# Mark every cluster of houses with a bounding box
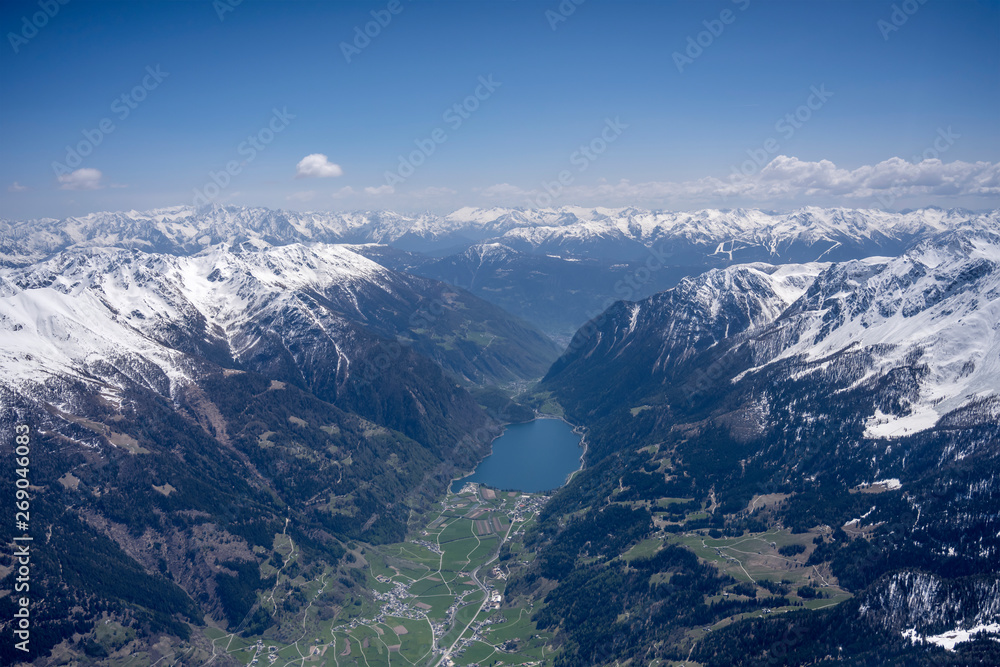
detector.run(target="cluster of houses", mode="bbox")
[439,604,510,663]
[509,494,547,524]
[246,639,279,665]
[324,487,556,665]
[409,537,443,554]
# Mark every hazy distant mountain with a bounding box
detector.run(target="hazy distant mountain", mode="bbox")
[4,205,996,265]
[4,205,996,342]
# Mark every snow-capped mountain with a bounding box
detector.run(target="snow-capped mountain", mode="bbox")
[543,225,1000,586]
[551,261,826,374]
[736,229,1000,439]
[1,243,385,393]
[537,226,1000,665]
[4,204,996,342]
[3,204,997,266]
[0,239,560,651]
[548,227,1000,440]
[0,242,558,402]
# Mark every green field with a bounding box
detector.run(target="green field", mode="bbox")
[347,486,557,665]
[198,484,558,666]
[668,528,854,617]
[194,483,858,667]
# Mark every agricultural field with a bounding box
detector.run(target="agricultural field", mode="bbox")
[331,483,557,666]
[668,528,853,618]
[206,483,558,666]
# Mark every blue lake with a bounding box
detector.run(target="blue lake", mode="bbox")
[451,418,583,493]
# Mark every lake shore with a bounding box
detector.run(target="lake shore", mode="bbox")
[449,415,585,493]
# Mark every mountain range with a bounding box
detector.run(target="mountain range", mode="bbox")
[536,225,1000,664]
[1,204,998,665]
[0,234,554,663]
[5,204,997,342]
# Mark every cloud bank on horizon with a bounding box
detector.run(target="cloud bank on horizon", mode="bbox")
[474,155,1000,209]
[11,153,1000,218]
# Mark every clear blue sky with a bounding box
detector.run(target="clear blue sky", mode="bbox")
[1,0,998,219]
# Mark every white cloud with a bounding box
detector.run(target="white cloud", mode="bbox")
[502,157,1000,208]
[286,190,317,202]
[364,185,394,196]
[412,186,457,198]
[57,168,104,191]
[295,154,343,178]
[7,181,27,193]
[330,186,356,199]
[720,156,1000,201]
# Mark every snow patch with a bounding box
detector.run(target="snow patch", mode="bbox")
[902,623,1000,651]
[865,405,941,439]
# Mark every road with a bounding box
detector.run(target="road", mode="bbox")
[431,505,521,667]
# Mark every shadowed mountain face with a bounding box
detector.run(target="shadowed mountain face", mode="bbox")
[0,240,557,662]
[529,228,1000,665]
[1,205,998,665]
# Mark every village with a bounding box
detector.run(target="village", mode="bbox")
[326,483,553,666]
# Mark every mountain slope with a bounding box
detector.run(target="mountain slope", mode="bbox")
[526,227,1000,665]
[0,241,555,663]
[352,241,698,341]
[544,261,827,415]
[1,242,558,393]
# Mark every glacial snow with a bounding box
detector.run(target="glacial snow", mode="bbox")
[0,243,393,396]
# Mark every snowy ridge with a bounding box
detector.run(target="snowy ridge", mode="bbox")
[547,224,999,450]
[0,243,396,399]
[736,228,1000,438]
[545,259,828,393]
[616,261,827,372]
[3,204,997,265]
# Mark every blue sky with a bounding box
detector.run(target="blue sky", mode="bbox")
[1,0,998,219]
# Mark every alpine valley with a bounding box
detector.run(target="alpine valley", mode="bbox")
[1,205,998,666]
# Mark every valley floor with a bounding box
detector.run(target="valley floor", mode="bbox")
[203,484,556,667]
